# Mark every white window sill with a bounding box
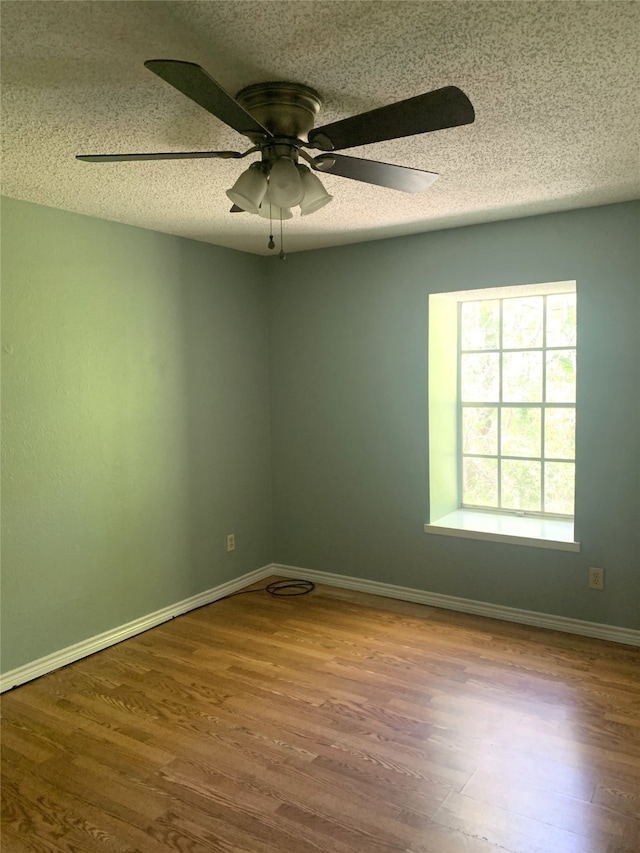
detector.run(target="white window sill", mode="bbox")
[425,510,580,552]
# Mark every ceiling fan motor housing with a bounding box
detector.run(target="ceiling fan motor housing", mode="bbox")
[235,82,322,141]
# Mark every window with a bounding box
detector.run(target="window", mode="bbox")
[460,292,576,516]
[427,282,579,551]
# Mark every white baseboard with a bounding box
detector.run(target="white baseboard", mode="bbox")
[271,563,640,647]
[3,562,637,692]
[0,566,273,692]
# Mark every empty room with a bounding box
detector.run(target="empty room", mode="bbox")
[1,2,639,852]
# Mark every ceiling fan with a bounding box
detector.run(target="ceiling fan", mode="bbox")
[77,60,475,252]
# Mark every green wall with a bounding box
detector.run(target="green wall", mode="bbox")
[268,202,640,629]
[1,197,272,672]
[2,198,638,678]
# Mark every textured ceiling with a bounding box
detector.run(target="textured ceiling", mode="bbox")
[2,1,639,255]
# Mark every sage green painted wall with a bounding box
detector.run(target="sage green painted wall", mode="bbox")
[1,197,272,673]
[2,197,638,678]
[268,202,640,629]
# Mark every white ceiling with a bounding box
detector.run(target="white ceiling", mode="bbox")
[2,1,639,255]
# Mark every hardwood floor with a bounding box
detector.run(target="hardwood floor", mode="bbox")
[2,578,639,852]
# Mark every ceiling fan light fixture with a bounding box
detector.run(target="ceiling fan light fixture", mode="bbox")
[266,156,304,208]
[225,162,268,213]
[298,165,333,215]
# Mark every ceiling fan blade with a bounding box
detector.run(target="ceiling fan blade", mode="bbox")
[308,86,474,151]
[314,154,438,193]
[144,59,271,141]
[76,150,244,163]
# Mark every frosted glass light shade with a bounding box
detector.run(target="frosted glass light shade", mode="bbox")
[226,163,267,213]
[258,203,293,221]
[299,167,333,215]
[266,157,304,208]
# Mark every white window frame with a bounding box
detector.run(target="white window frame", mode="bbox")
[426,281,580,552]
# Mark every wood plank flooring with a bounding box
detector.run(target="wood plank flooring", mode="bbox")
[2,578,639,852]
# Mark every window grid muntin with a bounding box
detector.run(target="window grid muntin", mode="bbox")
[459,294,576,518]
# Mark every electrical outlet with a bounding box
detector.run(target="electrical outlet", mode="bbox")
[226,534,235,552]
[588,567,604,590]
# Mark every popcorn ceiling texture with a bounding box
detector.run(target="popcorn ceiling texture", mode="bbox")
[1,1,638,254]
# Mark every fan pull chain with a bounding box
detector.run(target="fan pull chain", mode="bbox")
[279,211,286,260]
[267,203,275,250]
